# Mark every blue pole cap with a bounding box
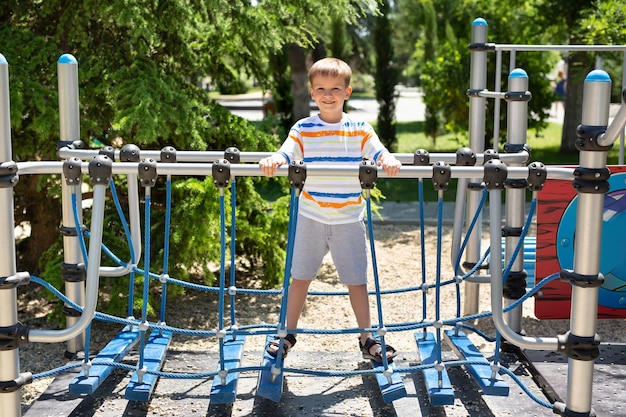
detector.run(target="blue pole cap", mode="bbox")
[509,68,528,79]
[58,54,78,64]
[473,18,488,27]
[0,53,7,65]
[585,69,611,83]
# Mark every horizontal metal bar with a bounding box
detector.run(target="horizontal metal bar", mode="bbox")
[17,161,575,181]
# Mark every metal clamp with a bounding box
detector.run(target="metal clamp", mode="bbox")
[572,167,610,194]
[432,161,451,191]
[99,145,116,161]
[504,90,532,102]
[288,160,306,190]
[527,161,548,191]
[63,157,83,186]
[160,146,177,163]
[212,159,231,188]
[483,159,507,190]
[557,331,601,362]
[224,147,241,164]
[0,373,33,393]
[560,269,605,289]
[359,160,377,190]
[468,42,496,51]
[576,124,612,152]
[0,323,29,351]
[483,149,499,164]
[0,161,18,188]
[456,147,476,166]
[0,272,30,289]
[139,158,158,187]
[413,149,430,166]
[553,402,597,417]
[88,155,113,185]
[119,144,141,162]
[61,262,86,283]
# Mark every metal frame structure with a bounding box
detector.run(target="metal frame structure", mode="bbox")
[1,16,626,416]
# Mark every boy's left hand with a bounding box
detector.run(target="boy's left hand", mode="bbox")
[377,152,401,177]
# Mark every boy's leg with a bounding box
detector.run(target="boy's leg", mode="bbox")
[348,284,372,344]
[286,278,313,335]
[348,284,396,360]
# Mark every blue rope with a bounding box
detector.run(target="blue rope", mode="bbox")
[108,179,137,318]
[273,188,300,370]
[160,176,173,324]
[418,180,428,332]
[137,191,153,370]
[218,189,227,371]
[229,178,237,327]
[365,193,391,369]
[435,195,444,365]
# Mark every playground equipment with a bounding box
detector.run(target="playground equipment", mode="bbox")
[1,17,626,417]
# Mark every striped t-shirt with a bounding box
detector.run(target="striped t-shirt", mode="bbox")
[277,113,388,224]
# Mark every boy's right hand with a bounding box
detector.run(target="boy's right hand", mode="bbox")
[259,153,287,177]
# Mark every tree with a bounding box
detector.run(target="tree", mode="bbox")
[373,0,398,150]
[403,0,560,149]
[0,0,378,316]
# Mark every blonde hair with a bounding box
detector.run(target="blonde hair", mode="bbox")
[308,58,352,87]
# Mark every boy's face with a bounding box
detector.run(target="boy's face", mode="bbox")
[309,74,352,118]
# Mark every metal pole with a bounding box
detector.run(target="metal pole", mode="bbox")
[463,18,488,316]
[0,53,21,417]
[561,69,611,416]
[57,54,85,357]
[503,69,529,333]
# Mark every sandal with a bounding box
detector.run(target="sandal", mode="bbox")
[359,337,398,364]
[266,334,297,359]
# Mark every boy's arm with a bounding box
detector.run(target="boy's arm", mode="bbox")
[259,153,288,177]
[377,151,401,177]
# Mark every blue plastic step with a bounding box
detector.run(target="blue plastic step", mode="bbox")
[256,335,284,402]
[124,330,173,401]
[414,331,455,406]
[370,359,407,403]
[69,325,140,394]
[444,329,509,396]
[210,335,246,404]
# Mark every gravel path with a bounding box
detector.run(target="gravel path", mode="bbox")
[16,223,626,416]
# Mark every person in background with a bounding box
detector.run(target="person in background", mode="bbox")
[553,69,567,118]
[259,57,401,363]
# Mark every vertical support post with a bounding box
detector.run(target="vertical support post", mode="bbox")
[464,18,488,315]
[559,70,611,416]
[503,69,530,334]
[0,53,21,417]
[57,54,85,357]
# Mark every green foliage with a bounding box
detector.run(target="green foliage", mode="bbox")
[373,0,398,150]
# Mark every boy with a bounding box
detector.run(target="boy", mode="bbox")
[259,57,401,363]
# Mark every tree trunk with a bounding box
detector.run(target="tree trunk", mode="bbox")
[289,44,310,121]
[15,175,61,275]
[560,51,595,154]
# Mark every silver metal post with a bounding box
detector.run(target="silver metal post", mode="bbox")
[503,69,530,333]
[464,18,488,316]
[563,69,611,415]
[57,54,85,356]
[0,53,21,417]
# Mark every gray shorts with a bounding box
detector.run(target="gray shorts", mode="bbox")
[291,214,368,285]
